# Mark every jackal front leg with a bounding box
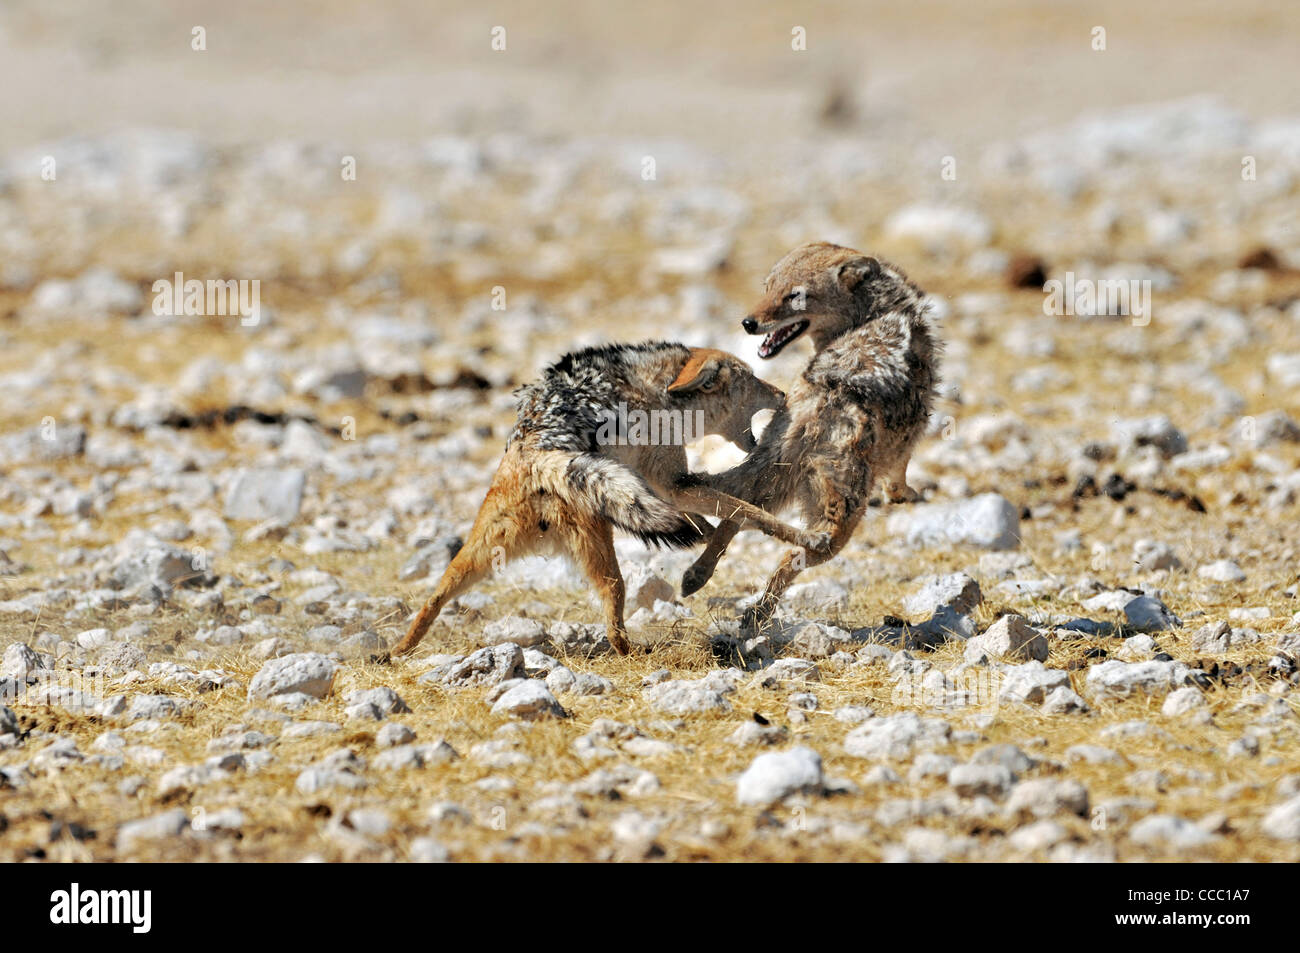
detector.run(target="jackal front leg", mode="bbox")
[669,485,831,555]
[681,518,741,597]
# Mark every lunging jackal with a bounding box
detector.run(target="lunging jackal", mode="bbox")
[391,341,830,657]
[676,242,940,626]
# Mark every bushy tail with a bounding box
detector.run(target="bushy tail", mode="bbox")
[534,451,708,548]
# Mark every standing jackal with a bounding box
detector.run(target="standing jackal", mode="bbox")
[676,242,940,626]
[391,341,830,657]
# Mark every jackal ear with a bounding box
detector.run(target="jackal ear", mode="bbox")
[668,354,720,395]
[835,256,881,291]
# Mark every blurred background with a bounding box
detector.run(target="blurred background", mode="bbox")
[4,0,1299,150]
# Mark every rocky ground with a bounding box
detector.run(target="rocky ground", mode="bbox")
[3,13,1300,860]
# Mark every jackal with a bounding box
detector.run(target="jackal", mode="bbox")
[676,242,940,625]
[391,341,830,657]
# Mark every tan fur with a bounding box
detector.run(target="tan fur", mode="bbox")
[677,242,939,627]
[391,344,828,658]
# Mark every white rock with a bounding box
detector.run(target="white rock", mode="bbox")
[948,763,1013,798]
[344,687,410,715]
[964,614,1048,663]
[1086,659,1190,700]
[1129,814,1214,848]
[888,493,1021,551]
[1191,620,1260,653]
[884,204,993,247]
[624,569,675,612]
[1197,560,1246,583]
[420,644,525,687]
[376,723,416,748]
[1006,778,1089,818]
[1009,820,1068,851]
[1064,744,1124,765]
[108,535,198,593]
[482,616,548,647]
[843,713,951,761]
[1261,797,1300,841]
[117,809,190,852]
[643,678,733,714]
[409,837,450,862]
[224,468,306,523]
[997,661,1070,704]
[1162,686,1209,718]
[1111,415,1188,458]
[1116,634,1158,660]
[1133,539,1182,571]
[247,653,338,701]
[736,746,824,806]
[904,573,983,618]
[1,643,47,680]
[1040,686,1092,712]
[490,681,566,720]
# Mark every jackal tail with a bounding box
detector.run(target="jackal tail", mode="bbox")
[534,451,708,548]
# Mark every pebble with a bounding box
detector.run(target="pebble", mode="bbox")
[735,746,824,806]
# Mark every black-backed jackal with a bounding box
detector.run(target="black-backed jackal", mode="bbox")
[676,243,940,626]
[391,341,830,657]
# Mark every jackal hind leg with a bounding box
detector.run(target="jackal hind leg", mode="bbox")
[741,486,865,631]
[670,485,830,554]
[571,516,631,656]
[392,484,527,657]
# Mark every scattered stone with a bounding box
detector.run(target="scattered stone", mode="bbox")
[1132,539,1182,572]
[964,614,1048,663]
[643,677,734,714]
[948,763,1013,798]
[904,572,983,618]
[997,661,1070,704]
[1041,686,1090,714]
[1086,659,1191,700]
[490,681,567,720]
[1191,620,1261,654]
[1129,814,1214,848]
[1197,560,1246,583]
[728,720,790,747]
[420,644,525,687]
[248,653,338,701]
[1162,686,1209,718]
[1123,594,1182,632]
[1261,797,1300,841]
[843,713,952,761]
[117,809,190,852]
[224,468,306,523]
[736,746,824,806]
[888,493,1021,550]
[1006,778,1089,818]
[482,616,548,647]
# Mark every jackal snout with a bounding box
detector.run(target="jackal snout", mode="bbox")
[743,241,897,358]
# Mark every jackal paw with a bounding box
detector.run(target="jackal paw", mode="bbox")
[607,630,632,656]
[887,483,922,504]
[801,531,833,555]
[681,562,716,598]
[740,603,774,632]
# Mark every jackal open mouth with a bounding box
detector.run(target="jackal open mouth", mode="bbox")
[756,320,809,358]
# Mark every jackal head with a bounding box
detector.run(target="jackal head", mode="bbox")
[741,242,918,357]
[665,347,782,451]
